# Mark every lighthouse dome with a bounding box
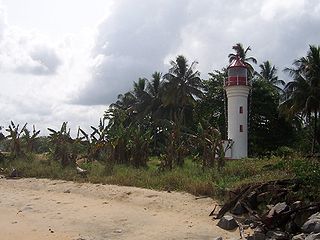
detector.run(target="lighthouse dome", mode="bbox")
[226,57,249,87]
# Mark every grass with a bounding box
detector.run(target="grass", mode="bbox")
[0,153,302,200]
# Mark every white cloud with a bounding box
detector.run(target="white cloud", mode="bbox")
[0,4,102,133]
[260,0,306,21]
[0,27,62,75]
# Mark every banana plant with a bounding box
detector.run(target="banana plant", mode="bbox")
[48,122,76,166]
[22,125,40,153]
[127,123,152,167]
[77,118,109,161]
[189,122,225,170]
[159,120,188,170]
[6,121,27,157]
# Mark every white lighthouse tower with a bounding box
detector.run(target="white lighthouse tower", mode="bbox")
[225,57,250,159]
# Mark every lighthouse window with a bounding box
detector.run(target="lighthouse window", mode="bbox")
[239,106,243,114]
[240,125,243,132]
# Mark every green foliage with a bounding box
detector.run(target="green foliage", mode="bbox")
[281,45,320,154]
[195,69,227,138]
[33,136,50,153]
[228,43,257,77]
[47,122,77,167]
[159,120,188,170]
[6,121,27,157]
[22,125,41,153]
[0,126,5,160]
[290,158,320,187]
[249,79,297,156]
[274,146,296,158]
[104,55,206,169]
[127,124,151,167]
[0,126,5,142]
[190,123,225,170]
[78,119,109,162]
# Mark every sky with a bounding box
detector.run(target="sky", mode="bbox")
[0,0,320,135]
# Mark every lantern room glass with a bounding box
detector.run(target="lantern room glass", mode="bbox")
[228,67,247,77]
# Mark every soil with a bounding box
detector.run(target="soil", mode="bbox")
[0,178,239,240]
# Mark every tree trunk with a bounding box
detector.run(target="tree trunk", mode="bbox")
[312,109,318,154]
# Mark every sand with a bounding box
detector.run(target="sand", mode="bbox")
[0,178,239,240]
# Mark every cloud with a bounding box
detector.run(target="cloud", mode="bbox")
[75,0,190,105]
[0,20,62,75]
[73,0,320,106]
[0,6,6,40]
[14,45,62,75]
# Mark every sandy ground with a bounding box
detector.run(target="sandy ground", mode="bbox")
[0,178,239,240]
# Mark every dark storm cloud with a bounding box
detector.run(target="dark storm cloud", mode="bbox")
[75,0,190,105]
[75,0,320,105]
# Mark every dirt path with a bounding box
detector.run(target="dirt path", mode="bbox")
[0,178,238,240]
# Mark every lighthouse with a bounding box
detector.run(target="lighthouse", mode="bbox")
[225,57,250,159]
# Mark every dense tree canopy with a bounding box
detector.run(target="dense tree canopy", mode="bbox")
[280,45,320,153]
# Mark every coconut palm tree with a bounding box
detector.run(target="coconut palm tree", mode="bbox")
[280,45,320,153]
[256,61,285,91]
[162,55,203,125]
[258,61,284,85]
[228,43,257,76]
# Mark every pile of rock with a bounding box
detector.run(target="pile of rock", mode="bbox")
[210,179,320,239]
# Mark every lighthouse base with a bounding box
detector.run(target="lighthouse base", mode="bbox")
[222,139,248,160]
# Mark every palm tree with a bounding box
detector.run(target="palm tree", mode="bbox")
[256,61,285,91]
[228,43,257,76]
[162,55,203,125]
[147,72,162,98]
[132,78,151,116]
[160,55,203,166]
[280,45,320,153]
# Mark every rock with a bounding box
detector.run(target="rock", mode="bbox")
[292,233,307,240]
[302,218,320,233]
[309,212,320,220]
[212,237,223,240]
[243,218,255,225]
[231,201,247,215]
[267,204,275,210]
[254,226,265,234]
[305,232,320,240]
[243,218,258,229]
[292,201,302,210]
[246,191,258,208]
[64,189,71,193]
[217,215,238,230]
[266,230,288,240]
[76,166,88,176]
[247,232,266,240]
[295,210,316,228]
[273,202,290,214]
[266,202,290,225]
[257,192,270,203]
[285,220,299,234]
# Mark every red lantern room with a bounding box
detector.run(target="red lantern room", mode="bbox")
[225,57,249,86]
